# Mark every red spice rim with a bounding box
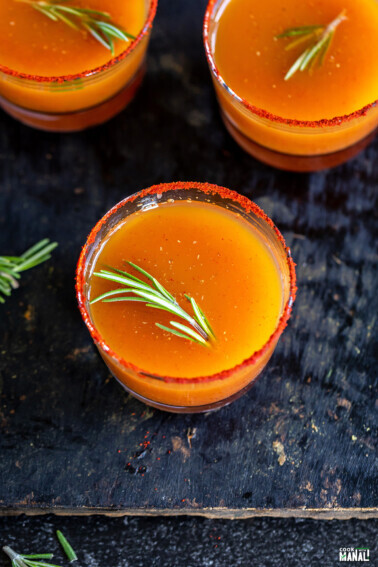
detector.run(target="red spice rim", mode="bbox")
[203,0,378,129]
[0,0,158,83]
[76,182,297,384]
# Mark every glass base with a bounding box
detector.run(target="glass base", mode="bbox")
[0,63,146,132]
[221,110,377,172]
[111,372,262,414]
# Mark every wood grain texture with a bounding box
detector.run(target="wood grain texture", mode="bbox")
[0,0,377,517]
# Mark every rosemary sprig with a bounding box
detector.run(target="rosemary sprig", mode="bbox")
[91,261,216,347]
[276,10,347,80]
[2,546,62,567]
[0,239,58,303]
[56,532,77,563]
[15,0,135,55]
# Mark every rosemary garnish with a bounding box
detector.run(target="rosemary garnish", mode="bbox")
[0,239,58,303]
[56,532,77,563]
[15,0,135,55]
[276,10,347,80]
[2,546,62,567]
[91,261,216,347]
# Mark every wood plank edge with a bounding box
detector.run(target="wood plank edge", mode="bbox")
[0,507,377,520]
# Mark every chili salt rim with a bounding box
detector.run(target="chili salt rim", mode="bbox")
[76,182,297,384]
[0,0,158,83]
[203,0,378,129]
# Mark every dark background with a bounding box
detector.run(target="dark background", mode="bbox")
[0,0,377,564]
[1,515,377,567]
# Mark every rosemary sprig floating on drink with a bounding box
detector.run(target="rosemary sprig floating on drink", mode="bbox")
[91,261,216,346]
[276,10,347,80]
[2,546,62,567]
[15,0,135,55]
[0,239,58,303]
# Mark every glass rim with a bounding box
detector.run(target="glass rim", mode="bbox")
[203,0,378,129]
[0,0,158,83]
[76,181,297,385]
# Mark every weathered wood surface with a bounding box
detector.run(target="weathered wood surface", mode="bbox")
[0,0,377,517]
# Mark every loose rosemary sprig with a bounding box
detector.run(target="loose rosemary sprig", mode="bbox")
[2,546,62,567]
[91,261,216,347]
[276,10,347,80]
[0,239,58,303]
[16,0,135,55]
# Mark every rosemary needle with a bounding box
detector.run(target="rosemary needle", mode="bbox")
[15,0,135,55]
[91,261,216,346]
[56,531,77,563]
[276,10,347,80]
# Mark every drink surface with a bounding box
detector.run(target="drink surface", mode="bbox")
[89,200,283,379]
[0,0,146,76]
[213,0,378,120]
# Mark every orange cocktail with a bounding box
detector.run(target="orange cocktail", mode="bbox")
[0,0,157,131]
[76,182,296,413]
[204,0,378,171]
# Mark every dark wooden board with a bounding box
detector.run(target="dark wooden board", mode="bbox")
[0,0,377,518]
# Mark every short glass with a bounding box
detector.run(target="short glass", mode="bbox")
[203,0,378,172]
[76,182,296,413]
[0,0,157,132]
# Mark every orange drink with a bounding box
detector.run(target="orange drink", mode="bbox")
[76,182,296,413]
[0,0,157,131]
[204,0,378,171]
